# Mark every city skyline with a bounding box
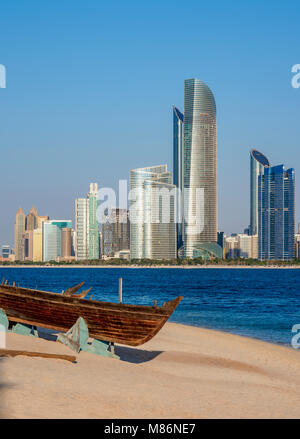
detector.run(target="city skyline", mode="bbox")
[1,2,300,247]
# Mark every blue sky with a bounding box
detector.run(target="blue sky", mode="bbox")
[0,0,300,247]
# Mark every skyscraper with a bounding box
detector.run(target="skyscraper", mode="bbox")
[88,183,99,259]
[43,220,72,262]
[130,165,176,260]
[14,207,25,261]
[173,106,184,251]
[258,165,295,260]
[75,198,88,260]
[75,183,99,260]
[250,149,270,236]
[102,209,130,257]
[25,206,38,231]
[181,78,221,259]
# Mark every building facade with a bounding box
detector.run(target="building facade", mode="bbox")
[173,106,184,251]
[181,78,221,259]
[88,183,99,259]
[43,220,72,262]
[250,149,270,236]
[75,183,99,260]
[14,207,25,261]
[102,209,130,257]
[258,165,295,260]
[130,165,177,260]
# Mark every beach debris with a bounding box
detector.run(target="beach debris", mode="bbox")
[63,282,85,296]
[57,316,119,359]
[0,348,76,363]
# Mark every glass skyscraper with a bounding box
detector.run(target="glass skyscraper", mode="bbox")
[75,183,99,260]
[258,165,295,260]
[173,106,184,251]
[42,220,72,262]
[130,165,177,260]
[181,78,221,259]
[250,149,270,236]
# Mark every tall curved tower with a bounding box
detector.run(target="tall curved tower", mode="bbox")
[183,78,220,258]
[250,149,270,236]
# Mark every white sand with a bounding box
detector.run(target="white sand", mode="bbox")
[1,323,300,419]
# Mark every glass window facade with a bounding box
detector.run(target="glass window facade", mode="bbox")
[258,165,295,260]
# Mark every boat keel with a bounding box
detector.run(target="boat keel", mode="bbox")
[57,316,119,359]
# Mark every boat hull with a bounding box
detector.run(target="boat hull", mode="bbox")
[0,285,182,346]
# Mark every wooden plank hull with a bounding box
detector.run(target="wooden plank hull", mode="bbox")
[0,285,182,346]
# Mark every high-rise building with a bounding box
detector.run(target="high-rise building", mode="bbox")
[258,165,295,260]
[75,183,99,260]
[14,207,25,261]
[130,165,176,260]
[181,78,221,259]
[43,220,72,262]
[26,206,38,231]
[22,230,34,260]
[75,198,88,260]
[88,183,99,259]
[173,106,184,251]
[33,227,43,262]
[250,149,270,236]
[102,209,130,257]
[61,227,72,259]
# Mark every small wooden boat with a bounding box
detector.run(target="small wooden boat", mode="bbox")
[0,281,182,346]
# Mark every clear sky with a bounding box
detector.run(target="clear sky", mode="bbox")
[0,0,300,247]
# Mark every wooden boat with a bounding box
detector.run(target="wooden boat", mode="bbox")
[0,281,182,346]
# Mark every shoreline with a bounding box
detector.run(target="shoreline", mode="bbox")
[1,321,300,418]
[1,264,300,269]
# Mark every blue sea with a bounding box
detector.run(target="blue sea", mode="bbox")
[1,267,300,348]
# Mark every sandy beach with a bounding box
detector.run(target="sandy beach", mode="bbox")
[0,323,300,419]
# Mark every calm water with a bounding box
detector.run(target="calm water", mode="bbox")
[1,267,300,347]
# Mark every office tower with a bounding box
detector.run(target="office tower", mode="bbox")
[295,233,300,259]
[75,183,99,260]
[182,78,221,259]
[130,165,176,260]
[173,106,184,251]
[88,183,99,259]
[102,209,130,257]
[22,230,34,260]
[33,228,43,262]
[43,220,72,262]
[258,165,295,260]
[250,149,270,236]
[14,207,25,260]
[37,216,49,229]
[61,227,72,259]
[26,206,38,231]
[75,198,88,260]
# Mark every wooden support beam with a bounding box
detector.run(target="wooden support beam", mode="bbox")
[0,348,76,363]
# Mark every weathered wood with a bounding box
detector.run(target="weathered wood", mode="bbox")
[0,283,183,347]
[0,348,76,363]
[63,282,85,296]
[76,287,92,299]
